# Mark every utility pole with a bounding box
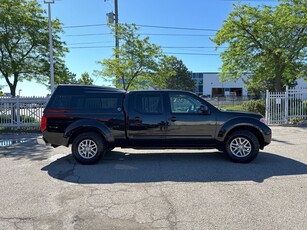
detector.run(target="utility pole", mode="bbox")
[106,0,119,52]
[114,0,119,53]
[106,0,122,88]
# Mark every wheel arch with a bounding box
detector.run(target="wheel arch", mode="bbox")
[217,118,266,149]
[64,119,115,147]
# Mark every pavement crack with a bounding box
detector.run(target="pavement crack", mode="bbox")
[0,217,33,221]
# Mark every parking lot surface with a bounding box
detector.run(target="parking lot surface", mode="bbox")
[0,126,306,230]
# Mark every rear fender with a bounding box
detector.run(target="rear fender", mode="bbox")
[64,119,115,144]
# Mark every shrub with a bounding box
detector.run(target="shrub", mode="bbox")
[0,114,37,123]
[242,99,266,116]
[304,100,307,113]
[0,114,11,122]
[289,117,303,124]
[20,115,36,123]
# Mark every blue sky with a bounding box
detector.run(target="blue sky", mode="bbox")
[1,0,278,96]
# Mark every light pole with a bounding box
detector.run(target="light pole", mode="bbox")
[18,89,22,97]
[44,0,55,94]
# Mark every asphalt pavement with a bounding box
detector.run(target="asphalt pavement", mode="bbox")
[0,126,306,230]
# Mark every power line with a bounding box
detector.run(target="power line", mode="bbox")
[67,46,222,56]
[139,33,215,37]
[65,32,215,37]
[65,33,111,37]
[135,24,218,32]
[221,0,277,1]
[67,45,224,49]
[69,46,114,49]
[164,52,220,56]
[62,22,219,32]
[67,41,113,45]
[63,23,108,29]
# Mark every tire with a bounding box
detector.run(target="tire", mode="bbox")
[225,130,259,163]
[72,132,106,164]
[107,146,115,152]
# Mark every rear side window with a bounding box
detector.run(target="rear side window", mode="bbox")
[48,93,122,113]
[134,93,163,114]
[48,95,71,109]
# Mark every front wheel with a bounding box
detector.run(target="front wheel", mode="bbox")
[72,132,106,164]
[225,130,259,163]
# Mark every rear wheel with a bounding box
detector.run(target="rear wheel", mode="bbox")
[72,132,106,164]
[225,130,259,163]
[107,146,115,152]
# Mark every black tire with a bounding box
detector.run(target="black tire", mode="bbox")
[217,146,226,153]
[107,146,115,152]
[225,130,259,163]
[72,132,106,164]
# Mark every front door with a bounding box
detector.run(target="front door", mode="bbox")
[165,92,217,147]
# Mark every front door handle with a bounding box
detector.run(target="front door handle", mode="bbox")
[170,116,176,122]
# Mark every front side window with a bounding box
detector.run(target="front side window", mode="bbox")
[170,93,206,114]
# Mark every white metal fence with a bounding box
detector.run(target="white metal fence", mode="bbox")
[205,96,251,107]
[0,96,49,128]
[1,90,307,127]
[266,87,307,124]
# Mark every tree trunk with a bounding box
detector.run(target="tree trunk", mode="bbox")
[9,85,16,97]
[275,74,282,92]
[273,54,283,92]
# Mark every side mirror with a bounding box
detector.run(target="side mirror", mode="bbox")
[199,105,210,115]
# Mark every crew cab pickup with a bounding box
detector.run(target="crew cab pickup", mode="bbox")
[39,85,271,164]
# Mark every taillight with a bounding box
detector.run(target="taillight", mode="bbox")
[41,116,47,132]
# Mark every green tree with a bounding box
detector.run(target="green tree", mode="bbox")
[157,56,195,91]
[56,66,78,85]
[212,0,307,92]
[42,63,78,90]
[78,72,93,85]
[98,24,163,91]
[0,0,67,97]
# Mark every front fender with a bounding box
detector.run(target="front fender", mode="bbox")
[64,119,115,144]
[216,117,268,142]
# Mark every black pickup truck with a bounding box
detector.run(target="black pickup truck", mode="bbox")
[39,85,271,164]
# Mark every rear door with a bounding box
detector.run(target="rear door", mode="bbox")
[126,92,167,146]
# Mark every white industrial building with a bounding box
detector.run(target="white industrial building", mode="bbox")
[192,72,248,97]
[192,72,307,97]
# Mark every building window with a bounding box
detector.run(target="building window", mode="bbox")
[212,88,225,97]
